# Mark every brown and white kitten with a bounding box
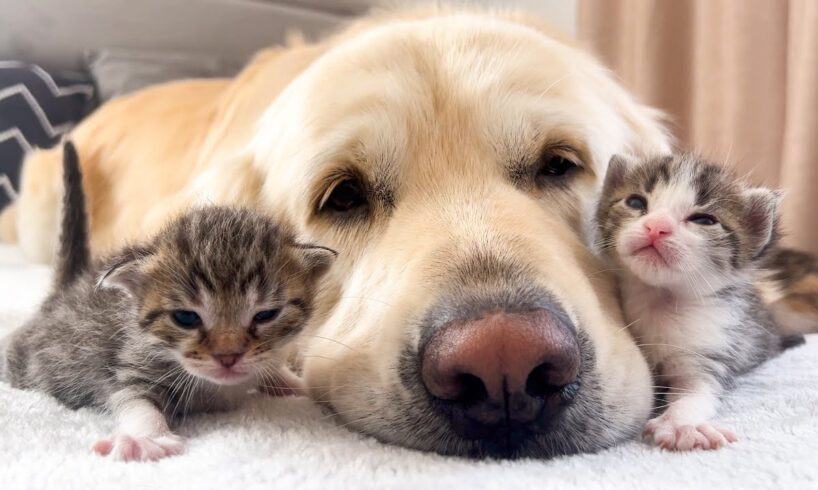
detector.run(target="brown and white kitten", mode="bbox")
[596,153,802,451]
[0,142,336,461]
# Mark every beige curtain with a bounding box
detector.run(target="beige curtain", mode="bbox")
[579,0,818,254]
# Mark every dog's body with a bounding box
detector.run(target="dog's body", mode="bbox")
[2,6,814,458]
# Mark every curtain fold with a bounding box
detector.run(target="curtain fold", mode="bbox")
[579,0,818,254]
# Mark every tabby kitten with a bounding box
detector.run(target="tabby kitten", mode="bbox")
[596,153,802,451]
[1,142,335,461]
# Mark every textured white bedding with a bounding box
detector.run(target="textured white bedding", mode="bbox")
[1,244,816,489]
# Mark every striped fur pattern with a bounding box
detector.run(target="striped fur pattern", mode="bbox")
[596,153,799,451]
[0,143,335,460]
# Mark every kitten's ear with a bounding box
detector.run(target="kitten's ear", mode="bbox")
[292,243,337,280]
[603,154,630,192]
[96,247,154,296]
[742,187,782,258]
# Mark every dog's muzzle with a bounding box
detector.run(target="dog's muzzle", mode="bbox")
[417,287,582,451]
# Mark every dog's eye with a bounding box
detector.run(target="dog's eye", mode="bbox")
[537,154,577,178]
[253,309,280,323]
[625,194,647,211]
[171,310,202,329]
[321,177,368,214]
[688,213,718,226]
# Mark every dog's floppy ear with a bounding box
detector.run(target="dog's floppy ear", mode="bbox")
[96,246,155,296]
[291,243,338,280]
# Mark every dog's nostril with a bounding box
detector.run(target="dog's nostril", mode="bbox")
[525,362,561,398]
[526,362,583,402]
[420,306,581,442]
[454,373,489,405]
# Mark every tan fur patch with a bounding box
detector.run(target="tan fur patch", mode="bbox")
[7,6,679,456]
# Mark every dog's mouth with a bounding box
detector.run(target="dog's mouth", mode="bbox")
[421,371,588,458]
[309,283,642,460]
[373,327,615,459]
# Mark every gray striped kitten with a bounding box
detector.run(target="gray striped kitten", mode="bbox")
[596,153,802,451]
[0,142,335,461]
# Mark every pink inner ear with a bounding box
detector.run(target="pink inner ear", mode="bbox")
[604,155,630,190]
[743,190,779,252]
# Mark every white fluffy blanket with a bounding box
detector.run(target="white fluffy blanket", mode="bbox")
[1,244,816,489]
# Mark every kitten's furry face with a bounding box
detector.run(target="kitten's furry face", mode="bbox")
[597,154,780,292]
[100,207,334,386]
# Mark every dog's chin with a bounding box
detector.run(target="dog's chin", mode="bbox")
[319,329,653,460]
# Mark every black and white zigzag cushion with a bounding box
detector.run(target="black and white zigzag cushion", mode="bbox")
[0,61,96,208]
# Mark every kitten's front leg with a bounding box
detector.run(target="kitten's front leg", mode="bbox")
[644,374,736,451]
[92,390,184,461]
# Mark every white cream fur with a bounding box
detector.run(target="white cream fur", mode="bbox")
[1,245,816,486]
[614,166,776,450]
[244,12,669,442]
[6,7,675,453]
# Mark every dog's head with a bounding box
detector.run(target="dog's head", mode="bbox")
[252,10,668,458]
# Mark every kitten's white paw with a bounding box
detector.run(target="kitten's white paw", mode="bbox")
[644,414,737,451]
[694,422,737,449]
[92,433,185,461]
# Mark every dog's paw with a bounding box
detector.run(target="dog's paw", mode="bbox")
[91,433,185,461]
[644,415,736,451]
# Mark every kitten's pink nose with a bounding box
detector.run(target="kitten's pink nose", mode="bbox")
[644,216,673,242]
[213,353,243,368]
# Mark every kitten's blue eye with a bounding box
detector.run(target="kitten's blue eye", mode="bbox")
[688,213,718,226]
[625,195,647,211]
[171,310,202,329]
[253,309,280,323]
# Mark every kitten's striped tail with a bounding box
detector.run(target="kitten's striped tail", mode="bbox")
[54,141,90,286]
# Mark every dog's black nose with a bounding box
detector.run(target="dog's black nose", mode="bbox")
[420,308,581,443]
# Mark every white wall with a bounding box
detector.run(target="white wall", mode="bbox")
[375,0,578,36]
[0,0,580,72]
[431,0,578,36]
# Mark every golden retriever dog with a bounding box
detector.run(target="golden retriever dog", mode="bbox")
[2,6,812,457]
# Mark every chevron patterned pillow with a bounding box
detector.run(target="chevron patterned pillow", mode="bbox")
[0,61,96,208]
